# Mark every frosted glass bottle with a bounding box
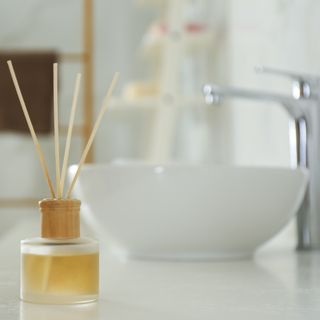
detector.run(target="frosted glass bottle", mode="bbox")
[20,199,99,304]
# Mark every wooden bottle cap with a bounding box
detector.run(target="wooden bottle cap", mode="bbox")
[39,198,81,239]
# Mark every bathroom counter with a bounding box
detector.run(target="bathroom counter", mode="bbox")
[1,219,320,319]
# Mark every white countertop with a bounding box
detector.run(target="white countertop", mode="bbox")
[1,217,320,320]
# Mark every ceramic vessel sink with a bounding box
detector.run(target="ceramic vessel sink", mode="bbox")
[69,163,308,260]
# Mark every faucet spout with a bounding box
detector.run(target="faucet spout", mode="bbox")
[203,84,310,119]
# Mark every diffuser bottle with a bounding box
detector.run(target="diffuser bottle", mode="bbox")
[7,59,117,305]
[20,199,99,304]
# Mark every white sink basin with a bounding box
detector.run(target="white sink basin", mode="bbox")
[69,163,308,260]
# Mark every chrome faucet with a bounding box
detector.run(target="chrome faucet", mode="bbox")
[203,67,320,250]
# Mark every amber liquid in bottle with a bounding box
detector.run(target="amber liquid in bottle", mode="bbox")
[21,238,99,304]
[20,199,99,304]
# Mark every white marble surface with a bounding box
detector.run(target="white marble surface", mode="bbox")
[1,218,320,320]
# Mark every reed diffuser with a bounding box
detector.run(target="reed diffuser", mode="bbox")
[7,60,119,304]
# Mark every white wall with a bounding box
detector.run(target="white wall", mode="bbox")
[228,0,320,166]
[0,0,319,200]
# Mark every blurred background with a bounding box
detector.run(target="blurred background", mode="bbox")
[0,0,319,242]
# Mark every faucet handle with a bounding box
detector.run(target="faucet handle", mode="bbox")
[255,66,320,99]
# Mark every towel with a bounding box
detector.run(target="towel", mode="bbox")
[0,51,57,134]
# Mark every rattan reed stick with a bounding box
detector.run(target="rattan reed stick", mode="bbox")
[7,60,55,198]
[60,73,82,195]
[53,63,61,198]
[66,72,119,198]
